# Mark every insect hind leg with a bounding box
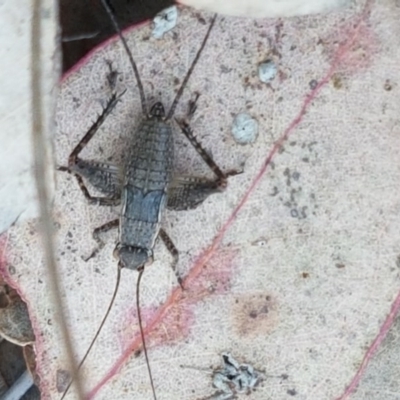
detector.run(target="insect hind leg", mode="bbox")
[186,92,200,120]
[171,114,242,210]
[59,91,125,206]
[68,91,124,165]
[175,119,241,187]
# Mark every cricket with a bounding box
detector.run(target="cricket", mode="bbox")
[58,2,239,399]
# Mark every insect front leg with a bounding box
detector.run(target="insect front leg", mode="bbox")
[83,218,120,261]
[159,229,183,287]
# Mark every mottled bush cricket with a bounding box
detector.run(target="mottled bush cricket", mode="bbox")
[59,1,239,399]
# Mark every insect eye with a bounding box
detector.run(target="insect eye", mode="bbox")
[113,246,120,260]
[145,256,154,267]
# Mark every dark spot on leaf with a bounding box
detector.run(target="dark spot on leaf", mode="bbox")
[384,80,392,91]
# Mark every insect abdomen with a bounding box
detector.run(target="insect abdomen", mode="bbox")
[119,119,174,250]
[126,119,174,190]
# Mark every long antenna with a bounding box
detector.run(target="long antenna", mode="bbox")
[60,266,122,399]
[136,268,157,400]
[166,14,217,120]
[100,0,147,115]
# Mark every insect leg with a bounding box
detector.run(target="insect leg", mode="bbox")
[67,92,123,166]
[68,159,122,198]
[171,117,242,210]
[83,218,119,261]
[71,174,122,206]
[159,229,182,287]
[59,91,125,206]
[175,119,241,187]
[186,92,200,120]
[167,176,223,211]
